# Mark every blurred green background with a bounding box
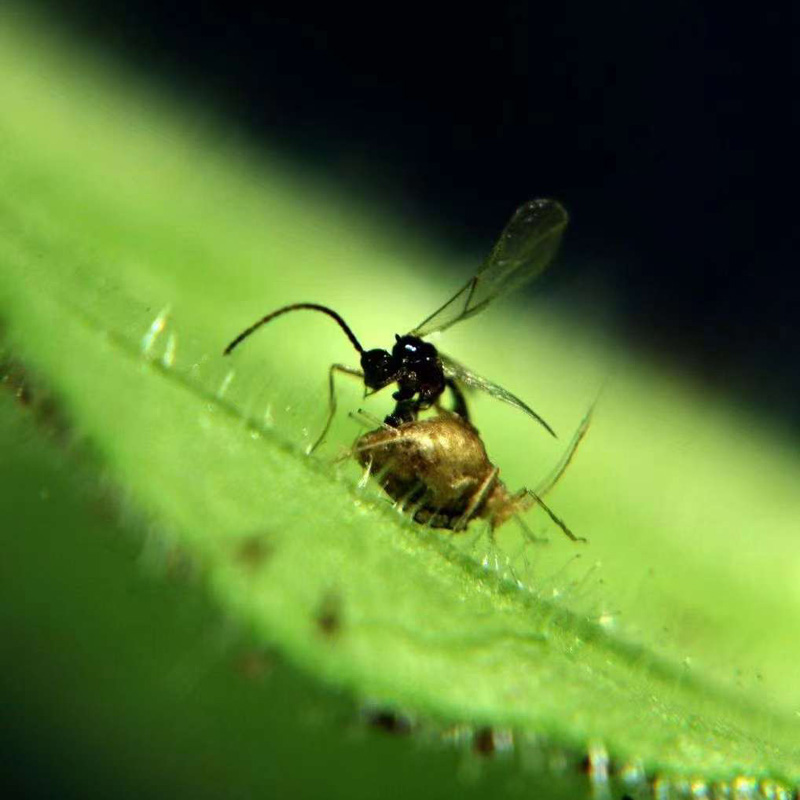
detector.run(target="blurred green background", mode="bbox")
[1,5,798,799]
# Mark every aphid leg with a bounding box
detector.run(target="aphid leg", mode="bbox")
[453,467,500,533]
[353,431,419,457]
[406,489,433,522]
[464,520,488,550]
[309,363,364,453]
[523,489,586,543]
[396,481,426,514]
[373,455,399,487]
[508,401,594,541]
[357,455,373,489]
[348,408,393,431]
[512,514,549,545]
[416,501,443,529]
[534,403,594,497]
[334,411,392,465]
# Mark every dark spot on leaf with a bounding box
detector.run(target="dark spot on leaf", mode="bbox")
[473,726,495,756]
[235,649,275,682]
[164,546,195,582]
[364,709,412,735]
[1,357,33,406]
[0,354,72,444]
[87,489,123,525]
[234,535,273,568]
[316,591,342,637]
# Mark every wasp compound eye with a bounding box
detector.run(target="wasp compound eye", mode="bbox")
[361,349,397,389]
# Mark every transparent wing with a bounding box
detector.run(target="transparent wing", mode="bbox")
[410,198,568,337]
[440,353,557,438]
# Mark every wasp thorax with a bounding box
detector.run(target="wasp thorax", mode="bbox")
[389,335,444,409]
[392,335,438,367]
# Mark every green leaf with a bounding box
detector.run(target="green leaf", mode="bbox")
[1,8,798,796]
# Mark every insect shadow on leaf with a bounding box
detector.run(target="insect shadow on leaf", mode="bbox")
[223,199,568,452]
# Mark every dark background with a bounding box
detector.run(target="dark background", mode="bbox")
[35,1,797,423]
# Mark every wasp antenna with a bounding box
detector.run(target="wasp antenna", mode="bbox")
[224,303,365,356]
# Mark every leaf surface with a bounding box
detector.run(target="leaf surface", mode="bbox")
[0,9,798,794]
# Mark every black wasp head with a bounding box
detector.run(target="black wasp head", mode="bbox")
[360,348,397,390]
[392,335,438,368]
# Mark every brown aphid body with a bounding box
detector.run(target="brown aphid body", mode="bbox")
[355,410,587,540]
[356,413,553,534]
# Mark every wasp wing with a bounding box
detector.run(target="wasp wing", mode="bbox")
[410,198,568,338]
[440,353,557,438]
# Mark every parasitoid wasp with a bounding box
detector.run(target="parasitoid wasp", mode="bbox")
[224,198,568,452]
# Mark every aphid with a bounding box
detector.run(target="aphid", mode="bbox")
[353,408,591,542]
[224,198,568,451]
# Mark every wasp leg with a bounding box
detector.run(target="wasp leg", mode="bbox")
[309,363,364,454]
[445,378,470,421]
[387,390,457,427]
[453,467,500,533]
[385,392,420,427]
